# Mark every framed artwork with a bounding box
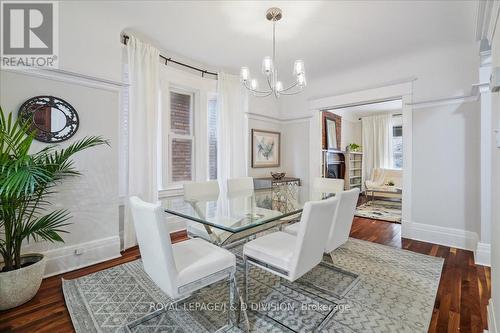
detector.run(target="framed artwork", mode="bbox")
[251,129,281,168]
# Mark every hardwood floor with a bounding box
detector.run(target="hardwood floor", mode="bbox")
[0,222,491,333]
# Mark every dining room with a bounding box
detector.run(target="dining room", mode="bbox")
[0,1,495,333]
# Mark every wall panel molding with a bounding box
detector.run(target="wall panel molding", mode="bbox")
[407,94,479,110]
[43,236,121,277]
[1,68,128,92]
[1,69,121,278]
[245,112,312,124]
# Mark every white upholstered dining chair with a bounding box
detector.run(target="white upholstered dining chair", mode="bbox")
[242,197,338,303]
[183,180,222,241]
[284,188,359,253]
[313,177,345,195]
[227,177,254,195]
[184,180,220,201]
[324,188,359,252]
[129,196,237,327]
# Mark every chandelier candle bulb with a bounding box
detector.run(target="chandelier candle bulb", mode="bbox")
[251,79,258,90]
[276,81,283,92]
[297,72,307,86]
[294,60,305,75]
[240,67,250,81]
[262,56,273,74]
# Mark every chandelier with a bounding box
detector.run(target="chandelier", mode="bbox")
[240,7,307,98]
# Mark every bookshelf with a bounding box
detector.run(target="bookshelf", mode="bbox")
[345,151,363,190]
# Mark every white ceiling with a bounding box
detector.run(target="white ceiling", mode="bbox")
[97,0,478,80]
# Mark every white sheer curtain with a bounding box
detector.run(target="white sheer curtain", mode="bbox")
[361,114,393,186]
[216,72,248,193]
[123,36,160,250]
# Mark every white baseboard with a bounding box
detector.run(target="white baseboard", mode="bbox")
[489,298,497,333]
[405,221,479,252]
[43,236,121,277]
[166,215,186,233]
[475,242,491,267]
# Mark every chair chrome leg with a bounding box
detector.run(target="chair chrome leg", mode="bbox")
[235,273,250,333]
[228,272,236,327]
[244,256,249,305]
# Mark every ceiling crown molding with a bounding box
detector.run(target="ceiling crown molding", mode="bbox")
[476,0,500,46]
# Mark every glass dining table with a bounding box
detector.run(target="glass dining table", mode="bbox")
[162,187,333,246]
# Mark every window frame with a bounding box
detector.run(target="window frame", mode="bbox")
[158,66,217,197]
[206,93,218,181]
[166,86,196,187]
[391,124,403,169]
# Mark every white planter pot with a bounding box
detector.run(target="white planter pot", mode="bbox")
[0,254,46,310]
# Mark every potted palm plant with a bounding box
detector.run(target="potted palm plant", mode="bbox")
[0,107,107,310]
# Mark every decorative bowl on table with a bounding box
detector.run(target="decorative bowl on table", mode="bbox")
[271,172,286,180]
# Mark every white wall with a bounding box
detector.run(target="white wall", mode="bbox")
[246,96,283,177]
[277,41,481,252]
[279,42,479,118]
[0,1,132,276]
[282,120,311,197]
[412,101,480,234]
[341,120,362,150]
[248,95,280,118]
[489,22,500,332]
[0,70,121,277]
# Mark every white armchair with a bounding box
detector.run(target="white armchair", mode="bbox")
[365,168,402,199]
[242,197,338,303]
[129,196,237,328]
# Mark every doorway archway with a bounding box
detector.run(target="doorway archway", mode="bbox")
[308,81,414,237]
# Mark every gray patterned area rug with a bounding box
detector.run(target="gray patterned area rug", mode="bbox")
[355,200,402,223]
[63,238,443,333]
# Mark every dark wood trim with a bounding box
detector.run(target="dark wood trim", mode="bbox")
[251,129,281,168]
[0,221,490,333]
[322,111,342,150]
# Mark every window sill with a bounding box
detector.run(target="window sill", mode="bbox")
[158,187,184,199]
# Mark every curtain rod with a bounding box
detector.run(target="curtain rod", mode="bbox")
[122,35,218,79]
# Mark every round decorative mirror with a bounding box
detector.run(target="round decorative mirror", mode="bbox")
[18,96,79,143]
